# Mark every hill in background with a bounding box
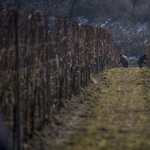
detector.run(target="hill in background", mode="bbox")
[1,0,150,57]
[71,0,150,57]
[71,0,150,23]
[2,0,150,23]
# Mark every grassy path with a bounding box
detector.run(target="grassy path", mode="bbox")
[52,67,150,150]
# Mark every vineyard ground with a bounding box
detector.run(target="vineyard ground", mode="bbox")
[27,67,150,150]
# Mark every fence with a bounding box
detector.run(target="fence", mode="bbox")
[0,8,119,150]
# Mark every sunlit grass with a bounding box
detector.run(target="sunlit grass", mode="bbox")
[49,67,150,150]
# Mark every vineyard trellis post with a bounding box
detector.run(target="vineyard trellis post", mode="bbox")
[15,10,21,150]
[85,26,89,86]
[45,16,51,120]
[97,27,100,74]
[24,15,29,143]
[64,17,69,100]
[77,23,81,93]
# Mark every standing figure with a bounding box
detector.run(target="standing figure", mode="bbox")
[118,54,129,68]
[137,54,148,68]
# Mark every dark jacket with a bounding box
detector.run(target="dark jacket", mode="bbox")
[139,55,148,64]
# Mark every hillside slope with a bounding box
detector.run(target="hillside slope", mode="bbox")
[72,0,150,23]
[1,0,150,23]
[1,0,150,57]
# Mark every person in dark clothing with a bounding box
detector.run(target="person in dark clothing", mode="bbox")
[138,54,148,68]
[118,54,129,68]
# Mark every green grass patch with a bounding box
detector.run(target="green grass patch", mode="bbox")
[48,67,150,150]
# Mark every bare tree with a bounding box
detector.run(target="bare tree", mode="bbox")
[69,0,77,18]
[133,0,137,10]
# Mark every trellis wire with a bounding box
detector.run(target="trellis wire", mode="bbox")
[0,9,119,150]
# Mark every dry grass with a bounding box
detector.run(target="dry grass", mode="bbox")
[50,67,150,150]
